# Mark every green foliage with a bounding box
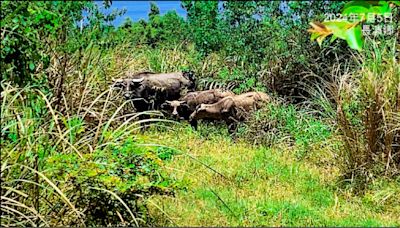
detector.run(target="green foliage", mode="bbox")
[182,1,221,53]
[147,11,188,46]
[333,40,400,187]
[2,0,399,226]
[0,1,127,86]
[156,147,178,161]
[116,4,188,47]
[240,103,332,157]
[44,139,176,226]
[178,1,355,97]
[0,81,180,226]
[310,20,363,50]
[341,1,392,16]
[0,1,90,84]
[149,2,160,18]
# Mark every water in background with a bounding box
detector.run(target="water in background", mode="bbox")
[100,1,187,26]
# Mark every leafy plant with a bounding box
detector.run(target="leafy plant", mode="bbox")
[0,1,92,84]
[308,1,399,51]
[44,139,176,226]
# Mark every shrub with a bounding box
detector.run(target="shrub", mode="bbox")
[0,1,89,85]
[43,139,176,226]
[180,1,351,98]
[117,3,189,48]
[240,103,332,158]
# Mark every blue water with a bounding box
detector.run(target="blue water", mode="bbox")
[98,1,187,26]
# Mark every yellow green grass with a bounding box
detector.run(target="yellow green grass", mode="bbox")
[137,124,400,226]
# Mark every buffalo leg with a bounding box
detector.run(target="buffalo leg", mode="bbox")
[138,114,150,132]
[227,122,237,135]
[189,119,198,130]
[221,98,234,113]
[226,116,239,135]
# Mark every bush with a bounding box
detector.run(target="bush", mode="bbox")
[180,1,351,98]
[0,1,89,85]
[117,3,189,48]
[239,103,332,158]
[44,139,176,226]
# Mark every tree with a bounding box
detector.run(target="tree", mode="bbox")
[0,1,90,85]
[121,17,133,29]
[149,2,160,19]
[181,1,221,54]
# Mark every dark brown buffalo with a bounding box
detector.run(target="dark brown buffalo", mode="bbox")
[112,71,196,117]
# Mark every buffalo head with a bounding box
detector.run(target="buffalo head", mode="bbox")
[112,77,145,98]
[112,77,145,99]
[128,77,146,98]
[162,100,189,119]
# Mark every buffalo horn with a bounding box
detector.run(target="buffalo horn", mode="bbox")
[112,78,123,82]
[131,77,144,83]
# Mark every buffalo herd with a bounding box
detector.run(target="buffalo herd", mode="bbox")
[112,71,270,133]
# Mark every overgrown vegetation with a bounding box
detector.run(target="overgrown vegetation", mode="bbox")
[333,41,399,188]
[1,0,399,226]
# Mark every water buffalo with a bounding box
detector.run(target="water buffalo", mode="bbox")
[189,91,271,133]
[161,89,235,120]
[112,70,196,113]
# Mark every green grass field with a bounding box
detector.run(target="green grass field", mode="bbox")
[137,124,400,226]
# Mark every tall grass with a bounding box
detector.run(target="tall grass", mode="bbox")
[340,41,399,184]
[0,42,182,226]
[0,81,152,226]
[0,39,237,225]
[306,39,399,189]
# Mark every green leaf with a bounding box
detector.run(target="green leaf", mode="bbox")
[342,6,370,16]
[29,62,35,71]
[344,25,363,51]
[390,1,400,6]
[310,32,320,41]
[323,21,353,40]
[39,149,45,159]
[343,1,371,10]
[330,34,338,43]
[370,5,391,14]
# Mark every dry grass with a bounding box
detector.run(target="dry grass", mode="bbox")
[0,79,159,226]
[301,39,399,189]
[330,41,399,186]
